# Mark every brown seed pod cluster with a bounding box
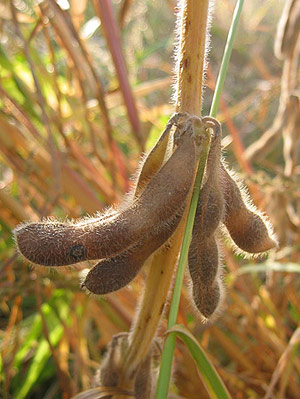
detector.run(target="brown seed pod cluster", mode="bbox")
[188,118,277,320]
[14,113,277,321]
[14,113,199,295]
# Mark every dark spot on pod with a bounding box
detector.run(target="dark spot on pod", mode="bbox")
[69,244,86,262]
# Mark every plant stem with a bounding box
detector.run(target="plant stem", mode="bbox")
[174,0,209,114]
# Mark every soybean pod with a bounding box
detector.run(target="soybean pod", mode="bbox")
[14,127,196,267]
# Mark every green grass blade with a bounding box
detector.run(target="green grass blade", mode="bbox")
[210,0,245,118]
[12,290,71,399]
[168,324,232,399]
[13,290,71,369]
[13,314,42,369]
[15,324,64,399]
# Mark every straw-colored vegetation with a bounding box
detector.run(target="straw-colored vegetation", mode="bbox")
[0,1,299,399]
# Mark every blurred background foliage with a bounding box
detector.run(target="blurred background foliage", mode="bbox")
[0,0,299,398]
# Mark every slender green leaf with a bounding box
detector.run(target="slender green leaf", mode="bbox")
[210,0,245,118]
[11,290,72,398]
[168,324,232,399]
[15,323,64,399]
[13,313,42,369]
[13,290,71,369]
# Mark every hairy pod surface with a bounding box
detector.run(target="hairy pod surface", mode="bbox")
[100,333,129,387]
[193,124,224,236]
[99,332,154,399]
[192,279,223,319]
[134,116,173,197]
[82,210,184,295]
[14,132,196,267]
[188,123,224,319]
[134,350,153,399]
[189,237,219,287]
[221,165,277,254]
[193,183,224,238]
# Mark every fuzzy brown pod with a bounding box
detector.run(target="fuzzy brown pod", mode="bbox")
[221,164,277,254]
[134,350,153,399]
[82,210,184,295]
[192,121,224,237]
[133,113,175,196]
[188,120,225,319]
[189,236,220,288]
[14,130,196,267]
[192,278,224,319]
[99,333,129,388]
[98,332,155,399]
[189,189,224,320]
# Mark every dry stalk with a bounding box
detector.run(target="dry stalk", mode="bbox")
[10,2,62,206]
[93,0,143,149]
[245,0,300,170]
[39,0,119,186]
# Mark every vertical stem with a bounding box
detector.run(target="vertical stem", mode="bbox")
[175,0,210,114]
